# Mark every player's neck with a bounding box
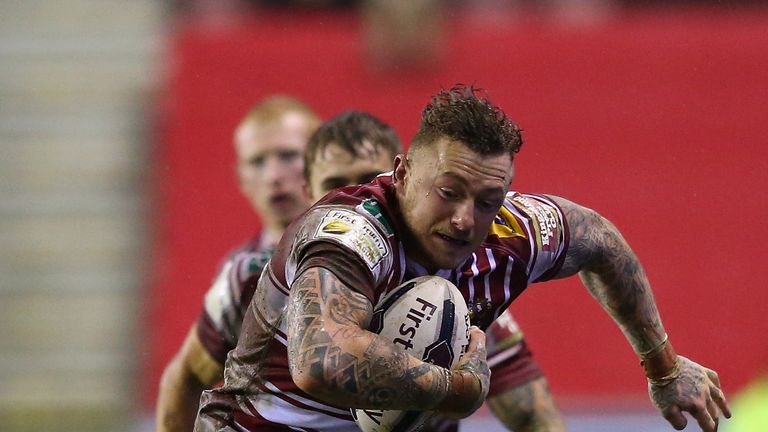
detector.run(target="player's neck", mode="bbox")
[260,224,285,248]
[401,238,445,274]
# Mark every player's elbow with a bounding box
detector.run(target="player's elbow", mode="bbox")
[288,337,351,403]
[160,350,208,395]
[289,358,342,404]
[159,354,187,392]
[287,339,336,398]
[290,364,324,397]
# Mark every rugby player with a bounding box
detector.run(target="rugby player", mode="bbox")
[195,85,730,432]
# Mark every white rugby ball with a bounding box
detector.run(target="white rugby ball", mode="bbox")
[351,276,470,432]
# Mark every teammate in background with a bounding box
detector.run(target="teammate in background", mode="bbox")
[155,96,320,432]
[155,109,397,432]
[196,84,731,432]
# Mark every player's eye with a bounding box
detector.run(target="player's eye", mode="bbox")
[249,156,265,168]
[477,198,503,212]
[438,187,458,200]
[277,150,300,163]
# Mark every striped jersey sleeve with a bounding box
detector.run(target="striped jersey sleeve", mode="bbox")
[505,192,569,283]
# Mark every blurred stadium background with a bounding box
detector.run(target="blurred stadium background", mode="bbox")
[1,1,767,431]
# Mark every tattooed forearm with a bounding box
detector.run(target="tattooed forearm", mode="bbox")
[455,341,490,399]
[550,195,666,354]
[286,267,449,410]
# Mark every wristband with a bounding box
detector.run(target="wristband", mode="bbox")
[639,334,681,386]
[433,369,481,413]
[639,333,669,358]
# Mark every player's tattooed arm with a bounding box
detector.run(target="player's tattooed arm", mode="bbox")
[285,267,456,412]
[549,195,664,353]
[439,325,490,418]
[548,195,731,432]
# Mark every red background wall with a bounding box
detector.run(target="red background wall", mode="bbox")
[147,6,768,408]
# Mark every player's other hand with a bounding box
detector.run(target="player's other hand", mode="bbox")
[649,356,731,432]
[436,326,490,419]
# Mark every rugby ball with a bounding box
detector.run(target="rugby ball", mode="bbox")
[351,276,470,432]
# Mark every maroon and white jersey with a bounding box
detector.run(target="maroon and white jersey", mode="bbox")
[485,309,542,396]
[196,235,275,364]
[196,174,569,432]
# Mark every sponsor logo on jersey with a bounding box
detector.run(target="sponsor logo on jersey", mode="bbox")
[321,220,353,235]
[359,199,394,236]
[490,205,526,239]
[467,296,493,325]
[315,209,389,269]
[512,195,558,247]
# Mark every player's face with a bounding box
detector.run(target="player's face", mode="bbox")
[235,113,314,228]
[395,138,513,271]
[306,141,394,201]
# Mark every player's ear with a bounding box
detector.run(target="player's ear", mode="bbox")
[235,163,247,193]
[393,154,408,187]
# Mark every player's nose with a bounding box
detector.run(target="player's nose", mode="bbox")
[450,201,475,233]
[262,156,285,184]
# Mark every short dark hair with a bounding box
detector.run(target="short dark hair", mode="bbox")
[410,84,523,158]
[304,111,403,181]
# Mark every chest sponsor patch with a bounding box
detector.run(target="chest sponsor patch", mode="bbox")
[314,209,389,269]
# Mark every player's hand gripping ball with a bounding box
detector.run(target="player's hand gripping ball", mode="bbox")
[351,276,470,432]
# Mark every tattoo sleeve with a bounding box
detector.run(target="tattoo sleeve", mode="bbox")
[549,195,667,354]
[285,266,450,411]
